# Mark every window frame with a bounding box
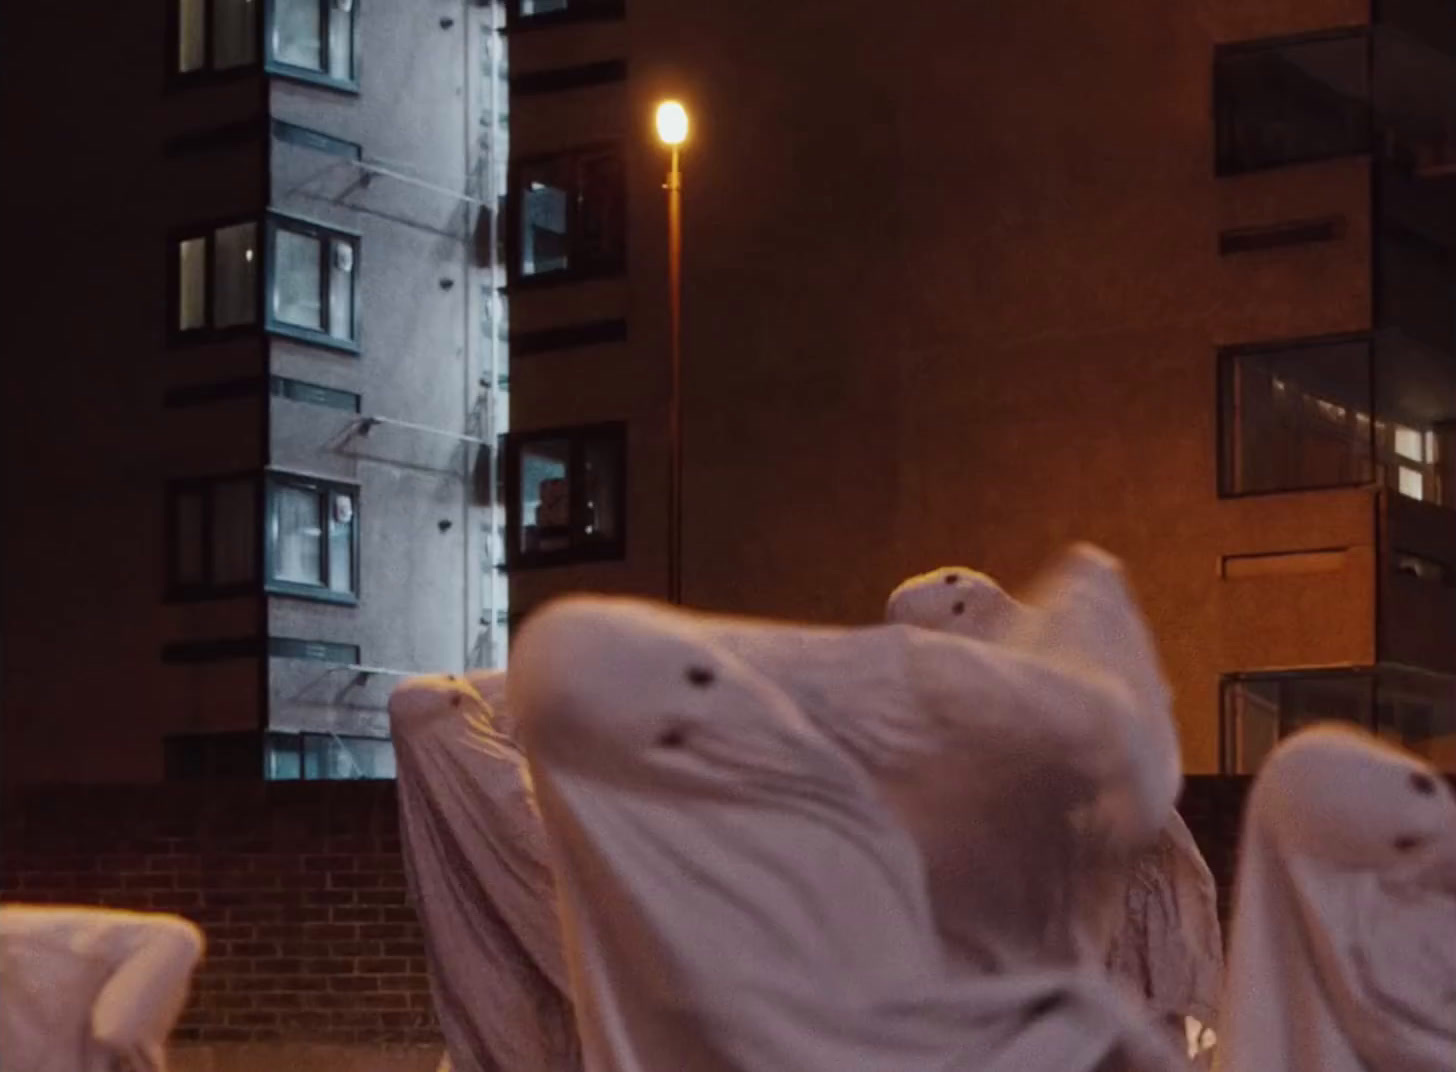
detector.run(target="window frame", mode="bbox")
[164,472,262,602]
[263,0,362,93]
[507,142,627,288]
[505,0,625,33]
[166,0,264,85]
[1213,27,1374,177]
[264,471,361,605]
[264,213,362,354]
[504,421,627,570]
[1220,667,1378,773]
[1216,332,1380,499]
[167,215,263,344]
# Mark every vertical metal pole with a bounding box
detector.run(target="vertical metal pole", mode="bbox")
[666,147,683,604]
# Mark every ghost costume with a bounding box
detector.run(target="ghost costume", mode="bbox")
[389,674,580,1072]
[887,550,1223,1024]
[691,545,1177,977]
[511,596,1185,1072]
[0,905,204,1072]
[1220,724,1456,1072]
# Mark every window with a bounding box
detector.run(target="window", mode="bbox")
[1219,336,1376,496]
[509,146,625,283]
[266,215,359,350]
[1215,30,1371,175]
[265,732,395,780]
[1222,667,1456,773]
[166,475,258,599]
[172,220,259,336]
[267,0,358,89]
[507,0,624,29]
[265,473,359,602]
[175,0,258,75]
[505,423,626,568]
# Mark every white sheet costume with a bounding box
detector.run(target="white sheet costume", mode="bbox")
[511,596,1185,1072]
[389,674,580,1072]
[886,551,1223,1027]
[1220,724,1456,1072]
[691,545,1179,979]
[0,905,204,1072]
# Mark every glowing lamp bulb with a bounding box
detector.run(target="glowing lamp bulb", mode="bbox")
[655,101,689,146]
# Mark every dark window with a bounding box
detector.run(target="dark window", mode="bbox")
[509,146,625,284]
[1219,336,1376,496]
[505,423,626,568]
[266,0,358,90]
[271,119,362,160]
[175,0,258,75]
[166,475,259,599]
[1215,30,1371,175]
[270,376,361,412]
[265,473,359,603]
[264,732,395,780]
[1223,667,1456,773]
[172,220,259,337]
[507,0,624,30]
[266,215,360,350]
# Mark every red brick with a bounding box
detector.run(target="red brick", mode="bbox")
[303,855,356,873]
[358,923,408,940]
[328,873,381,891]
[330,907,381,924]
[329,977,380,993]
[356,958,408,974]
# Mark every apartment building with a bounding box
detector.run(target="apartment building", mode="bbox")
[1,0,510,783]
[504,0,1454,772]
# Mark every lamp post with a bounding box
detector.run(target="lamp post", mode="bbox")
[656,100,688,605]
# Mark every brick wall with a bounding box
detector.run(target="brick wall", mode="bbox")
[7,773,1405,1046]
[0,783,438,1046]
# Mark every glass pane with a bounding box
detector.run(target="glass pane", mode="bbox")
[519,163,570,276]
[173,491,205,585]
[273,0,322,70]
[521,0,569,14]
[212,478,256,585]
[302,735,393,779]
[328,238,355,340]
[1221,339,1376,494]
[1225,673,1376,773]
[1216,33,1371,174]
[273,484,323,585]
[213,0,257,69]
[580,434,622,544]
[519,439,570,555]
[178,0,205,72]
[327,491,354,594]
[213,222,258,328]
[577,151,626,271]
[1377,667,1456,772]
[265,735,302,780]
[178,237,207,330]
[273,228,323,331]
[326,4,353,81]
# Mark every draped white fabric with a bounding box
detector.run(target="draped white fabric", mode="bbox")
[389,674,580,1072]
[512,597,1184,1072]
[1220,725,1456,1072]
[885,547,1222,1021]
[0,906,203,1072]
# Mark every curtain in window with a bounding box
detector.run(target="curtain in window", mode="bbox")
[273,0,323,69]
[275,485,323,584]
[274,229,323,330]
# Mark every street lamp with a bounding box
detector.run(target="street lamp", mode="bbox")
[656,100,688,605]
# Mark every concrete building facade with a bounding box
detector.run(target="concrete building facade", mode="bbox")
[2,0,510,784]
[504,0,1455,773]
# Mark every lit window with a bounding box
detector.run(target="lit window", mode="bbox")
[172,221,259,335]
[267,216,359,349]
[269,0,357,88]
[166,475,258,598]
[1214,30,1371,175]
[1399,466,1425,500]
[510,147,625,283]
[505,423,626,568]
[266,474,358,602]
[176,0,258,74]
